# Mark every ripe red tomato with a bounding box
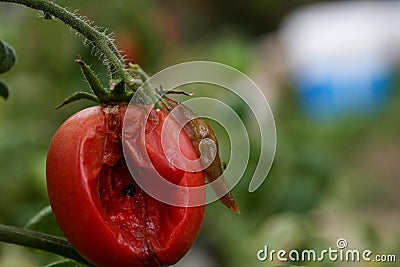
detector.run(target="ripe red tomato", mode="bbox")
[46,104,205,267]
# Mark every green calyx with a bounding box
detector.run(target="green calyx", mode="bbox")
[1,47,192,108]
[56,59,187,110]
[56,59,137,109]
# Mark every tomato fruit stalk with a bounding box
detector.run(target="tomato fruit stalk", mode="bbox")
[46,104,205,267]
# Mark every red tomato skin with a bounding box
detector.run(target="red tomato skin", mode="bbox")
[46,106,205,267]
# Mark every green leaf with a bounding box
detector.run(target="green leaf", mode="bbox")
[0,40,16,74]
[24,206,64,237]
[0,79,9,100]
[44,259,88,267]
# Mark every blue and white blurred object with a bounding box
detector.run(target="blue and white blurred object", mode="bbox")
[280,1,400,121]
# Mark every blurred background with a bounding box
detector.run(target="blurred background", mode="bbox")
[1,0,400,266]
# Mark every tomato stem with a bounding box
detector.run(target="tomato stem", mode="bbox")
[1,0,168,107]
[0,223,91,266]
[1,0,132,84]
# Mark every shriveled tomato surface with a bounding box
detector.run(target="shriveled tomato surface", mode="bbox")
[46,105,205,267]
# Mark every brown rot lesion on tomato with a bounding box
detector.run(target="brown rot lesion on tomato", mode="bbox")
[161,96,241,214]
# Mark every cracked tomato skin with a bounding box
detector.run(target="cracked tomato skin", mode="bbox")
[46,105,205,267]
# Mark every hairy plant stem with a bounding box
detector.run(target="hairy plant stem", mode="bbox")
[0,223,91,265]
[1,0,132,83]
[1,0,165,106]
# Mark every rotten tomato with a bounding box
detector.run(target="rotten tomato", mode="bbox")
[46,104,205,267]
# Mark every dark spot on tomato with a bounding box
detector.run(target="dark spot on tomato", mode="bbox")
[122,183,136,196]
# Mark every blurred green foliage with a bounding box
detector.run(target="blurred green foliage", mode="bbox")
[0,0,399,267]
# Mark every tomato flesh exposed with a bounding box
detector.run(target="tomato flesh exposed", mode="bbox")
[46,105,205,267]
